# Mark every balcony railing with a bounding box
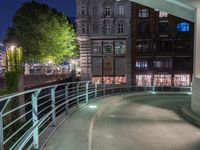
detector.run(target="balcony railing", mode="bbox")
[0,81,192,150]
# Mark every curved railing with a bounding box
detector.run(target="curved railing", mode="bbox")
[0,81,192,150]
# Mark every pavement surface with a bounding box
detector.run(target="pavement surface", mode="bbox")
[44,93,200,150]
[93,94,200,150]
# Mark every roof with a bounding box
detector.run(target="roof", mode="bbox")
[129,0,199,22]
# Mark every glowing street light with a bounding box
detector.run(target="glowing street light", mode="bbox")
[10,45,16,52]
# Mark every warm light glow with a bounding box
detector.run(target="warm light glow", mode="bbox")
[48,60,53,64]
[89,105,97,109]
[10,45,16,52]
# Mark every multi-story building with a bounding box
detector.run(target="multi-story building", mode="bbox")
[76,1,194,86]
[76,0,132,84]
[131,3,194,87]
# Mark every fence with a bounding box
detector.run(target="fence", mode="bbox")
[0,81,192,150]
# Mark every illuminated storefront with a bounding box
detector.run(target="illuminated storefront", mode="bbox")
[115,76,127,84]
[154,75,172,86]
[136,75,152,86]
[174,74,190,86]
[103,77,114,84]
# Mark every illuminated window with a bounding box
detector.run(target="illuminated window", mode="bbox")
[115,41,126,54]
[92,41,102,55]
[154,75,172,86]
[138,9,149,18]
[174,74,190,86]
[103,77,114,84]
[136,75,152,86]
[159,11,168,18]
[115,76,127,84]
[92,77,102,84]
[177,22,190,32]
[136,60,148,70]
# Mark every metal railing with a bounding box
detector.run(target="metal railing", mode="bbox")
[0,81,192,150]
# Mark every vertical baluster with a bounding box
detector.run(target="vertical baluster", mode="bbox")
[51,86,57,127]
[32,89,41,149]
[65,84,69,115]
[95,83,97,98]
[86,82,89,103]
[0,112,4,150]
[76,83,80,107]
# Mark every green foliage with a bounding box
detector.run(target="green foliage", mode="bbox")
[4,72,21,92]
[5,1,78,63]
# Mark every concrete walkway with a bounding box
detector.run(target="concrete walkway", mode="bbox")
[93,94,200,150]
[44,93,200,150]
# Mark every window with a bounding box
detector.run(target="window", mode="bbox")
[136,60,148,70]
[115,58,126,75]
[93,23,98,34]
[154,59,172,69]
[174,74,190,86]
[92,58,102,75]
[103,42,113,54]
[105,7,111,17]
[103,58,114,76]
[157,38,172,52]
[159,11,168,18]
[115,76,127,84]
[136,39,152,52]
[92,41,102,55]
[177,22,190,32]
[159,22,169,33]
[174,38,190,51]
[103,77,113,84]
[115,41,126,54]
[138,9,149,18]
[136,75,152,86]
[118,23,124,34]
[105,24,111,35]
[81,24,85,34]
[119,6,125,16]
[138,23,150,33]
[154,75,172,86]
[92,77,102,84]
[81,6,85,16]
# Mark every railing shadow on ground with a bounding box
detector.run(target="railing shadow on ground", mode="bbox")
[0,81,192,150]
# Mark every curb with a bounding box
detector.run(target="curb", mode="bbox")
[181,104,200,127]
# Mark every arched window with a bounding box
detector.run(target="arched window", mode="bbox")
[177,22,190,32]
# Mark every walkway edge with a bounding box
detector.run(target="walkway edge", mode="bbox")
[181,104,200,127]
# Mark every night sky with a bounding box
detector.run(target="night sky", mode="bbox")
[0,0,76,44]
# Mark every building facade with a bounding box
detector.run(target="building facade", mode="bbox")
[76,1,194,86]
[131,3,194,87]
[76,0,132,84]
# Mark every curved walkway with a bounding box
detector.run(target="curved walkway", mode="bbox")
[44,93,200,150]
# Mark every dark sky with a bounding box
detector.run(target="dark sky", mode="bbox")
[0,0,76,43]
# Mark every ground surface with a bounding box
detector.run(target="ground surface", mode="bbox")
[93,94,200,150]
[44,93,200,150]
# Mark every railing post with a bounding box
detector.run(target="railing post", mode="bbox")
[95,83,98,98]
[51,86,57,127]
[76,83,80,107]
[32,90,41,150]
[65,84,69,115]
[153,86,155,92]
[86,82,89,103]
[145,86,147,92]
[0,112,4,150]
[103,84,106,96]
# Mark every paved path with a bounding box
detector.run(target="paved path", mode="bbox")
[93,94,200,150]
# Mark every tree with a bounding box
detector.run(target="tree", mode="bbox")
[5,1,78,63]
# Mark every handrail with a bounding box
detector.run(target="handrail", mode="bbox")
[0,80,192,150]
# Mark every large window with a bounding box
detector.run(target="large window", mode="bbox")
[138,23,150,33]
[115,76,127,84]
[174,74,190,86]
[92,58,102,75]
[157,38,172,52]
[177,22,190,32]
[138,9,149,18]
[92,77,102,84]
[159,11,168,18]
[115,41,126,54]
[136,39,152,52]
[105,24,111,35]
[103,42,113,54]
[136,60,148,70]
[115,58,126,75]
[154,75,172,86]
[159,22,169,33]
[154,59,172,69]
[92,41,102,55]
[118,23,124,34]
[105,7,111,17]
[136,75,152,86]
[119,6,125,16]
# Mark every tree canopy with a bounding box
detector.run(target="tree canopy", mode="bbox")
[5,1,78,63]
